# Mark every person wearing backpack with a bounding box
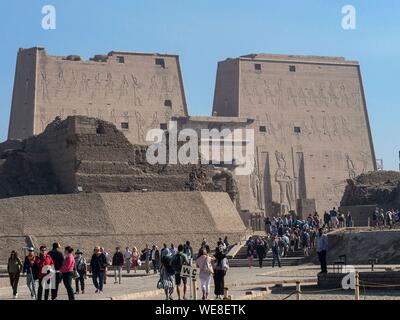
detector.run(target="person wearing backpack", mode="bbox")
[271,235,281,268]
[196,247,214,300]
[171,244,189,300]
[74,249,87,294]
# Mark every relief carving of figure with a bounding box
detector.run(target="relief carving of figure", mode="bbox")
[40,71,51,102]
[135,111,146,143]
[338,83,350,108]
[104,72,114,98]
[250,159,263,210]
[79,73,90,97]
[297,87,307,106]
[274,151,294,216]
[55,67,66,97]
[328,82,339,107]
[345,154,357,179]
[119,75,130,99]
[318,83,328,107]
[131,75,142,106]
[287,86,298,107]
[263,80,276,105]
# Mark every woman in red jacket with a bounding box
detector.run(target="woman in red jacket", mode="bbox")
[35,245,54,300]
[60,246,76,300]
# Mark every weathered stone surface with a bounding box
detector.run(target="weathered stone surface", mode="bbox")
[340,171,400,207]
[0,116,237,201]
[0,192,247,263]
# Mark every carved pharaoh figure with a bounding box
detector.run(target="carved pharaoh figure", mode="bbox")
[274,151,294,216]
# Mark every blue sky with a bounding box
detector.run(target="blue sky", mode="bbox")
[0,0,399,169]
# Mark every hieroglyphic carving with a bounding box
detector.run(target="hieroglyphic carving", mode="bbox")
[131,75,142,106]
[149,112,159,130]
[345,153,357,179]
[317,83,328,108]
[119,75,130,99]
[328,82,339,107]
[274,151,294,215]
[79,73,90,97]
[55,67,66,97]
[341,116,352,137]
[67,70,78,98]
[135,111,146,143]
[40,71,51,102]
[91,72,102,100]
[104,72,114,98]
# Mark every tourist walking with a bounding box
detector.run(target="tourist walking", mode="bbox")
[35,245,54,300]
[151,245,161,274]
[158,255,175,300]
[346,211,353,228]
[271,235,281,268]
[23,247,37,299]
[184,241,193,262]
[112,247,124,284]
[74,249,87,294]
[142,244,151,274]
[246,237,255,268]
[255,238,266,268]
[100,247,110,284]
[7,250,23,299]
[161,243,170,258]
[317,228,328,273]
[131,247,140,273]
[196,248,213,300]
[60,246,75,300]
[124,247,132,273]
[171,244,190,300]
[48,242,64,300]
[213,246,229,299]
[90,246,108,293]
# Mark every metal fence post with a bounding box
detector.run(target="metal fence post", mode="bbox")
[296,281,301,300]
[355,271,360,300]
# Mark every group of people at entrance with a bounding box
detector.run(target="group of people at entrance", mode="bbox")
[8,243,76,300]
[157,238,230,300]
[6,237,230,300]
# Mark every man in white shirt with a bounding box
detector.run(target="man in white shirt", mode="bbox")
[316,228,328,273]
[124,247,132,274]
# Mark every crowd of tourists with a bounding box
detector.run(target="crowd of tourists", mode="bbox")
[6,237,231,301]
[243,209,338,272]
[371,207,400,229]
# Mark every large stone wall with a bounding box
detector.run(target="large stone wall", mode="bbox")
[0,192,247,263]
[213,54,377,215]
[8,47,188,144]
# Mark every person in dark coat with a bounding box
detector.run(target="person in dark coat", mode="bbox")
[48,242,64,300]
[255,238,267,268]
[213,247,229,299]
[112,247,124,284]
[90,246,108,293]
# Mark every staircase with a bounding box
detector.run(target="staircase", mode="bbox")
[228,235,312,267]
